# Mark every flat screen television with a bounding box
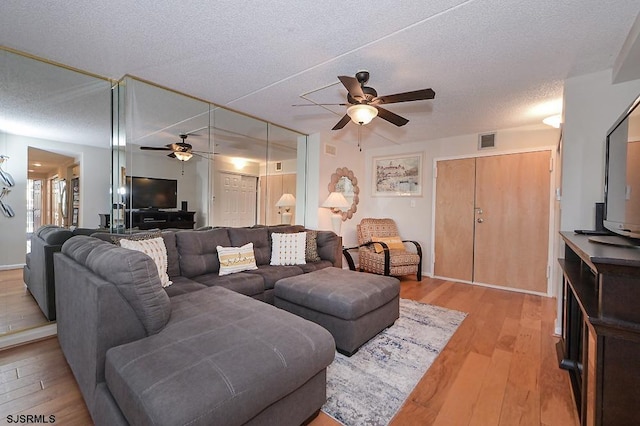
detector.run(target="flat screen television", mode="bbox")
[124,176,178,210]
[603,92,640,241]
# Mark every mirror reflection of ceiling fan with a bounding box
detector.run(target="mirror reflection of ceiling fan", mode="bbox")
[296,71,435,130]
[139,134,209,161]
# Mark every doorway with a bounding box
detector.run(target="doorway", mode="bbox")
[26,147,76,246]
[213,171,258,227]
[433,149,553,294]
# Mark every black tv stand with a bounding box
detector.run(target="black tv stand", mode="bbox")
[99,210,196,230]
[588,234,640,248]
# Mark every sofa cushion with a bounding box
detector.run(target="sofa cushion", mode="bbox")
[163,276,207,297]
[176,228,231,277]
[38,225,73,245]
[104,286,335,426]
[62,236,171,335]
[191,272,265,297]
[246,264,303,290]
[91,231,181,278]
[297,260,334,273]
[228,227,270,265]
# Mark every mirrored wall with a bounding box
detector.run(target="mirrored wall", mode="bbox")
[112,77,306,232]
[0,48,112,336]
[0,48,308,341]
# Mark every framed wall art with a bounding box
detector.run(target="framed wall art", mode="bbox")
[372,153,422,196]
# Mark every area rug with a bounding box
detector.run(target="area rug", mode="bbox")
[322,298,467,426]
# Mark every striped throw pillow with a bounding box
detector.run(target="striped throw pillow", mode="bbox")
[119,236,173,287]
[217,242,258,276]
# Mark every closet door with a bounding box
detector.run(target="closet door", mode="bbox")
[215,172,258,227]
[434,158,475,281]
[473,151,550,293]
[434,150,551,294]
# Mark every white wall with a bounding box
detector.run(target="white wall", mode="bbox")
[357,125,559,277]
[560,70,640,231]
[314,136,366,248]
[304,125,556,274]
[0,133,110,267]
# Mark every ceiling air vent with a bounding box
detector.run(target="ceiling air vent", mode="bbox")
[325,143,337,156]
[478,132,496,150]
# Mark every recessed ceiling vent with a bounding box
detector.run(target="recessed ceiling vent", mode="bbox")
[478,132,496,150]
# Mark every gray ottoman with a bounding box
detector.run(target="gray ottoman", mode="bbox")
[274,267,400,356]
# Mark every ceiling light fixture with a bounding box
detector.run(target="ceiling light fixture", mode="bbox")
[174,151,192,161]
[543,114,562,128]
[347,104,378,125]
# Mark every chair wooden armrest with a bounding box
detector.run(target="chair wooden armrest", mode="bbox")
[343,241,391,275]
[402,240,423,279]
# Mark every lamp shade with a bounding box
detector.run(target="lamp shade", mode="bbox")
[321,192,350,209]
[174,151,193,161]
[347,104,378,125]
[276,193,296,207]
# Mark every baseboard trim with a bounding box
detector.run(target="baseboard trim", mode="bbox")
[0,264,25,271]
[431,275,551,297]
[0,324,57,351]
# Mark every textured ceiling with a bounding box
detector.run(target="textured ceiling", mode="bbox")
[2,0,640,149]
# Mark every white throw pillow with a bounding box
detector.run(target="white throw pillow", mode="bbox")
[217,242,258,276]
[270,232,307,266]
[119,237,173,287]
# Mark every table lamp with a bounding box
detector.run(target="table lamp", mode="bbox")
[276,193,296,224]
[321,192,350,235]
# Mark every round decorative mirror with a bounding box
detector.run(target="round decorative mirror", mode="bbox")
[328,167,359,221]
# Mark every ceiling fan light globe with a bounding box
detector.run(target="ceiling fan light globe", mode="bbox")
[347,104,378,125]
[174,151,193,161]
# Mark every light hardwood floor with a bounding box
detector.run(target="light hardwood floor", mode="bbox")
[0,268,50,335]
[0,276,579,425]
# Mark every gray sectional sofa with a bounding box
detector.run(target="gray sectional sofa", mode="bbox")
[54,225,340,426]
[23,225,98,320]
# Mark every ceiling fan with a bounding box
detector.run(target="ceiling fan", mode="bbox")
[139,134,207,161]
[298,71,435,130]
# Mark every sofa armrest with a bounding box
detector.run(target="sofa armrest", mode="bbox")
[54,250,147,408]
[316,230,341,267]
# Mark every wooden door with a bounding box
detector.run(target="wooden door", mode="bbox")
[434,158,476,281]
[473,151,550,293]
[259,173,296,225]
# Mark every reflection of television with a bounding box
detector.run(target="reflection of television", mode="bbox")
[124,176,177,210]
[603,92,640,241]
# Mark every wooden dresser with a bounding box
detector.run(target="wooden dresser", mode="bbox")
[558,232,640,425]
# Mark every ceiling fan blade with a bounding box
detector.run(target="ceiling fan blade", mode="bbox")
[375,88,435,105]
[292,103,347,107]
[332,114,351,130]
[140,146,172,151]
[375,106,409,127]
[167,152,176,158]
[338,76,365,100]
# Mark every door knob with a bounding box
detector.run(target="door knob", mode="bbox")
[477,218,484,223]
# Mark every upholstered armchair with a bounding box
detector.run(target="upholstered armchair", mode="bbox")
[343,218,422,281]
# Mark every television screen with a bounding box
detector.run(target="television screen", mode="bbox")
[604,93,640,239]
[124,176,178,210]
